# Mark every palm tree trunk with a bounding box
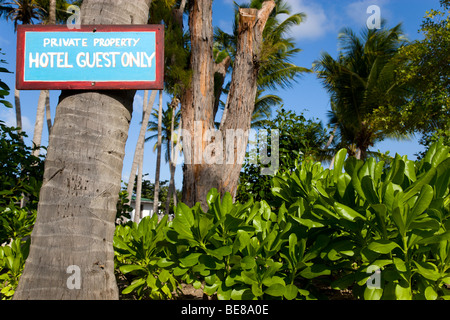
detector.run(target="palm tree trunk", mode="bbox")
[14,0,153,300]
[126,90,157,203]
[14,88,22,139]
[33,0,55,156]
[45,92,52,135]
[152,90,164,217]
[134,151,144,223]
[165,102,177,215]
[133,90,150,223]
[49,0,56,24]
[32,90,48,157]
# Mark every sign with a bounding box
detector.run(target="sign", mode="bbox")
[16,25,164,90]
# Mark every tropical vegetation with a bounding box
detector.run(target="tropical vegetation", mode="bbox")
[0,0,448,301]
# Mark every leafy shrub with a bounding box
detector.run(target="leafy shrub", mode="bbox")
[0,121,43,299]
[114,215,180,300]
[272,141,450,300]
[0,239,30,299]
[114,140,449,300]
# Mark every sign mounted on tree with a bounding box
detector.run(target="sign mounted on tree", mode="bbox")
[16,25,164,90]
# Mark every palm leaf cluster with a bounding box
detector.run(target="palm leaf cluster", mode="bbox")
[214,0,309,126]
[146,104,181,164]
[314,24,410,159]
[1,0,80,30]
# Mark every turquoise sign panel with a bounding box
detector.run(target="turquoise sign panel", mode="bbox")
[17,25,164,90]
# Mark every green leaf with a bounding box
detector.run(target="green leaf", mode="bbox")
[173,203,195,240]
[334,202,366,221]
[251,283,264,297]
[395,283,412,300]
[406,184,433,229]
[240,256,256,270]
[158,269,171,283]
[265,283,285,297]
[364,287,383,300]
[333,149,347,182]
[205,246,232,259]
[122,278,145,295]
[361,176,379,204]
[299,264,331,279]
[413,261,440,281]
[119,264,146,274]
[393,257,407,273]
[179,253,202,267]
[231,288,254,300]
[417,231,450,245]
[425,286,438,300]
[0,100,12,108]
[368,240,402,254]
[402,168,436,203]
[284,284,298,300]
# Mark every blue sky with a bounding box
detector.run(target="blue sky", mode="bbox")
[0,0,442,190]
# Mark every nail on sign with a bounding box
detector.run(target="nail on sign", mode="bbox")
[16,25,164,90]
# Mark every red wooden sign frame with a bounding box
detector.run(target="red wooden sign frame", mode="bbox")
[16,24,164,90]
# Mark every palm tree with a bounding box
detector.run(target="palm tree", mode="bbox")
[14,0,154,300]
[152,91,164,217]
[314,24,410,160]
[0,0,42,139]
[214,0,309,126]
[4,0,69,154]
[146,102,181,163]
[146,98,181,215]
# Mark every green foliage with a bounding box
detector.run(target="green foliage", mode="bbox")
[372,1,450,156]
[272,140,450,300]
[116,189,132,224]
[0,48,12,109]
[114,215,181,300]
[0,121,45,211]
[237,108,329,203]
[314,24,409,159]
[0,121,43,299]
[0,239,30,299]
[115,140,450,300]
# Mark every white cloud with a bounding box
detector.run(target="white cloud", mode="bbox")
[133,92,144,115]
[282,0,333,41]
[0,107,33,134]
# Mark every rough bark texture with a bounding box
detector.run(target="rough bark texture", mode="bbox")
[182,1,275,210]
[182,0,216,208]
[14,0,152,300]
[49,0,56,25]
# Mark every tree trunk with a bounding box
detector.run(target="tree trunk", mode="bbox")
[133,90,149,223]
[134,153,144,223]
[126,90,157,203]
[46,92,52,136]
[14,0,152,300]
[14,88,22,139]
[49,0,56,25]
[33,0,55,156]
[181,1,276,210]
[165,101,178,215]
[32,90,48,157]
[152,90,164,217]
